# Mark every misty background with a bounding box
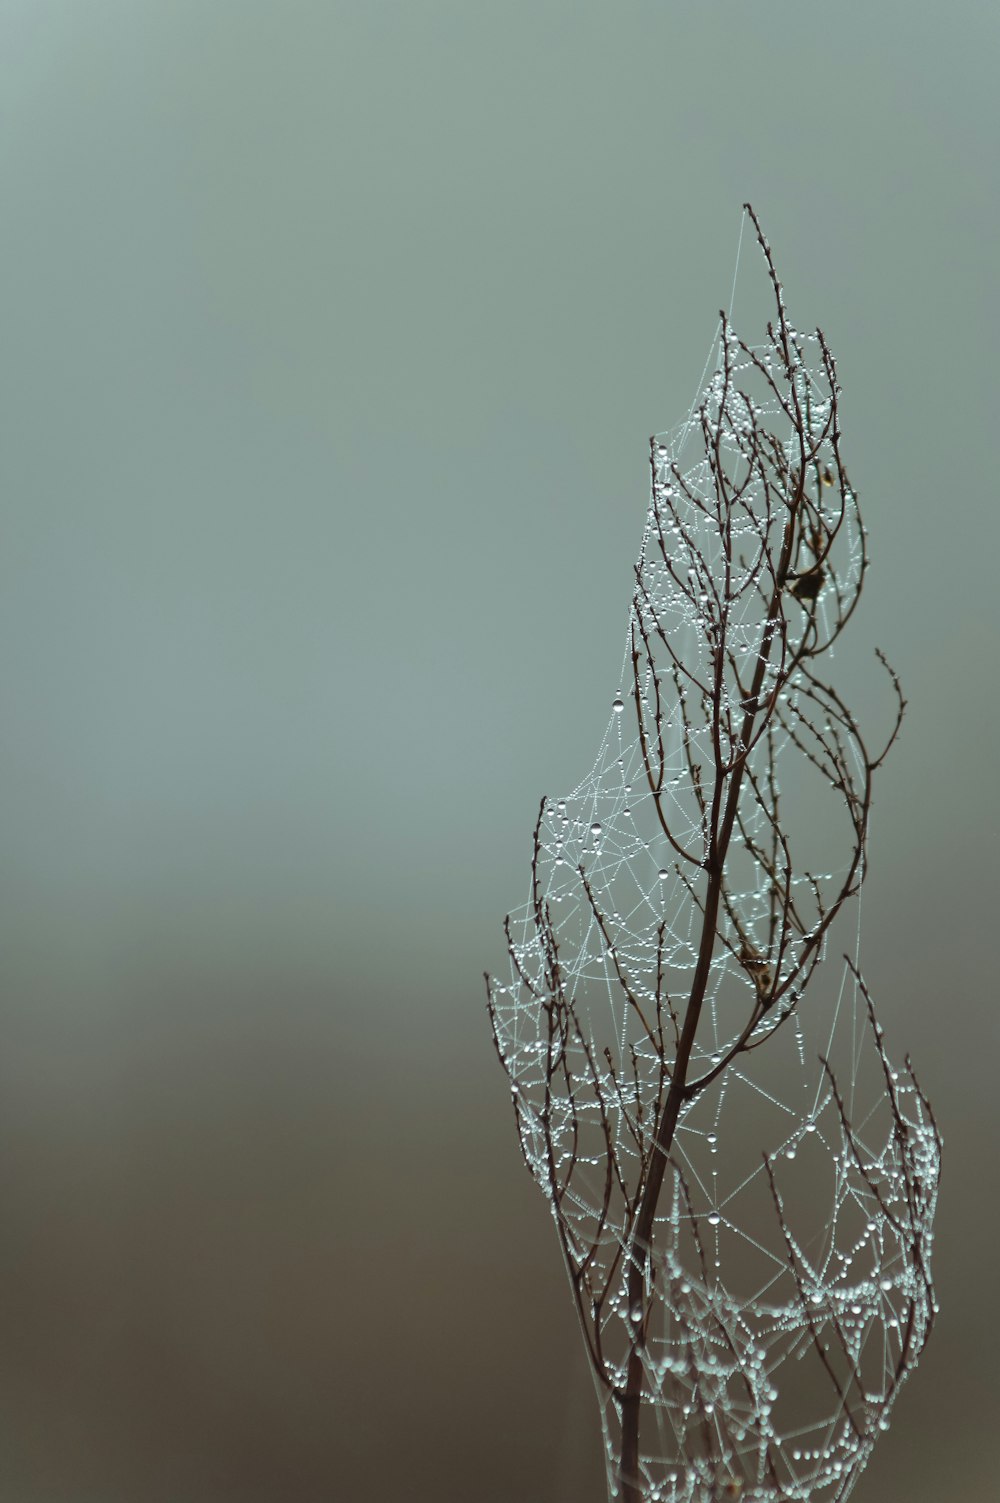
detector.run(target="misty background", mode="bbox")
[0,3,996,1499]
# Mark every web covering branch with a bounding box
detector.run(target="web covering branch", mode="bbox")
[486,207,939,1503]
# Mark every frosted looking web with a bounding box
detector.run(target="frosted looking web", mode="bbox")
[486,208,939,1503]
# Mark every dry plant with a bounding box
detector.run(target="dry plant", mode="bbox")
[486,206,940,1503]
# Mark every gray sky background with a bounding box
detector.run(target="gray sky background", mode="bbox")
[1,3,996,1500]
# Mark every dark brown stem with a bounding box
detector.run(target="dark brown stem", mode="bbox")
[617,523,796,1499]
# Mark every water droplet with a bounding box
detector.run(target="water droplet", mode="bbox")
[658,869,669,882]
[613,697,624,714]
[708,1212,720,1227]
[590,822,602,837]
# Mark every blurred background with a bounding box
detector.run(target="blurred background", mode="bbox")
[0,2,995,1499]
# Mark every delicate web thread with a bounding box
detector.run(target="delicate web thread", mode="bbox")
[488,225,939,1503]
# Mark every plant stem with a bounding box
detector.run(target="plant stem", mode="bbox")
[616,544,795,1502]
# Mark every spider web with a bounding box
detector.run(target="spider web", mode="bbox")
[487,220,940,1503]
